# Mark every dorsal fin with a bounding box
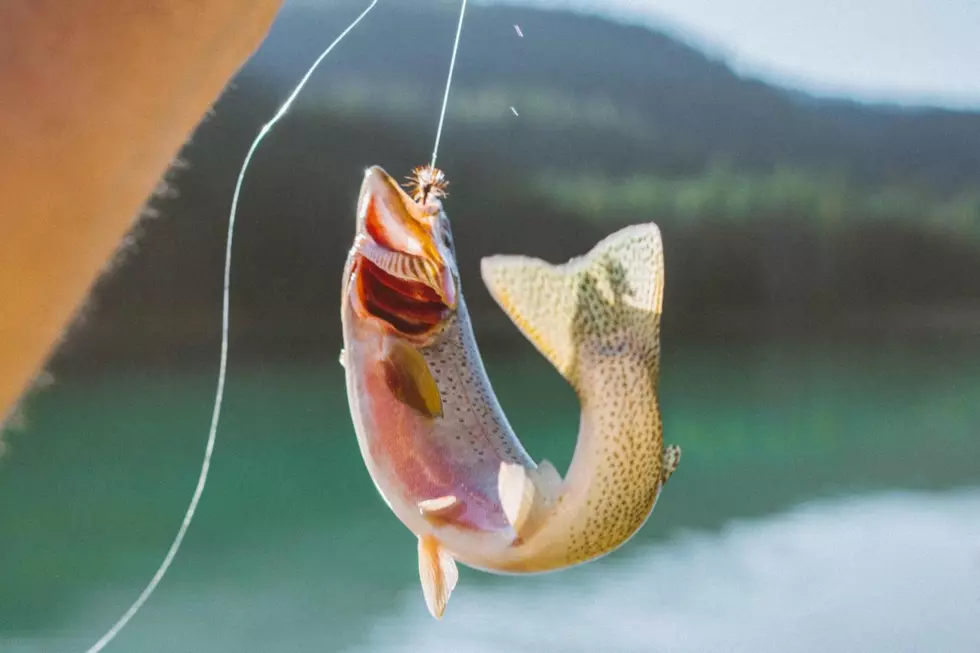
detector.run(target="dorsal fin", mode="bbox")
[480,223,664,388]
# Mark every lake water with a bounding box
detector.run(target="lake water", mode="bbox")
[1,339,978,652]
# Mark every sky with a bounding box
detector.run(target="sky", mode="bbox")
[479,0,980,109]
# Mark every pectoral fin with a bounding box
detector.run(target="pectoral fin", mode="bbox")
[418,535,458,619]
[382,340,442,418]
[498,460,562,544]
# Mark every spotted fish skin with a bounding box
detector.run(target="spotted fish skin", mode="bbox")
[341,166,680,615]
[472,223,674,572]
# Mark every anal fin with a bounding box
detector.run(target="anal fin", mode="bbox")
[418,535,458,619]
[498,460,562,544]
[661,445,681,485]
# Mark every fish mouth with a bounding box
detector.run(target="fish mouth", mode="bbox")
[350,166,458,338]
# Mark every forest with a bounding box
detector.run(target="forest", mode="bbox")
[56,2,980,368]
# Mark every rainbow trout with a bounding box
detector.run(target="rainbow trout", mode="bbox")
[340,165,680,618]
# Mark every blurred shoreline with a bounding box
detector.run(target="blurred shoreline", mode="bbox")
[49,303,980,374]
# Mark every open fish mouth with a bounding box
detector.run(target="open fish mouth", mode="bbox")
[350,166,457,337]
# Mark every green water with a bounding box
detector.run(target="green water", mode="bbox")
[1,339,978,652]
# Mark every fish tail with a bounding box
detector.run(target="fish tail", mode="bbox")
[481,224,672,568]
[480,223,664,394]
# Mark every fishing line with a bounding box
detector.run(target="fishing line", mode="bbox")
[83,2,380,651]
[430,0,469,169]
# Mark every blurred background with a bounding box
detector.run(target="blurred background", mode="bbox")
[2,0,979,650]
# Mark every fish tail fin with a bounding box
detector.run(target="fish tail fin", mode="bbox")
[480,223,664,393]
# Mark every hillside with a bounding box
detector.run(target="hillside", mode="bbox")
[251,3,980,190]
[53,2,980,369]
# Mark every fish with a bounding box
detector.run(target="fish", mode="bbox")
[340,165,680,619]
